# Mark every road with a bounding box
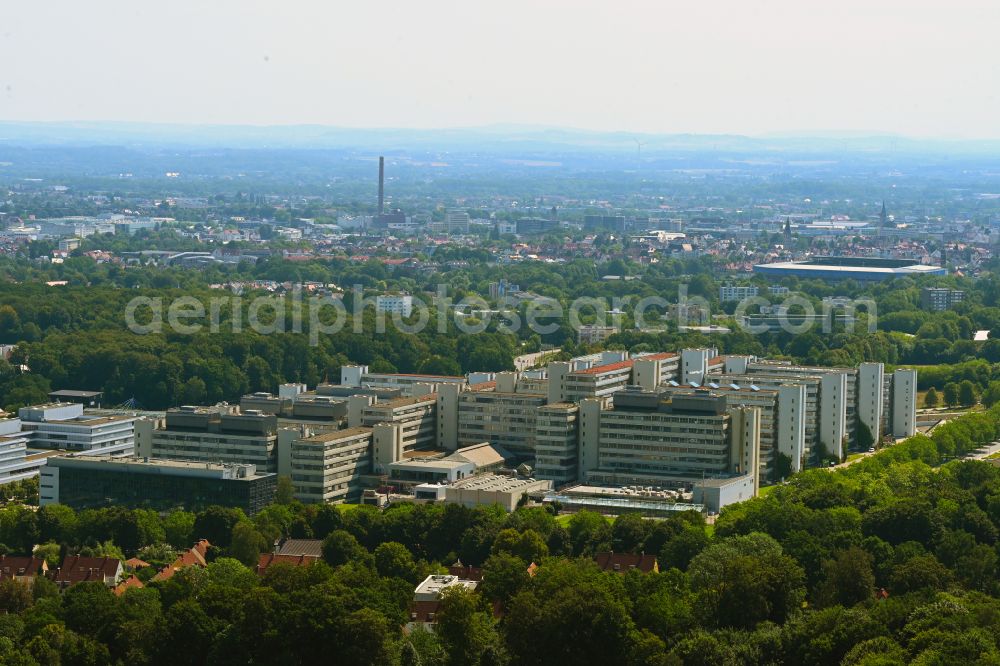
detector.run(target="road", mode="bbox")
[965,441,1000,461]
[826,450,878,470]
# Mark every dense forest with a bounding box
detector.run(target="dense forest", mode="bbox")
[0,406,998,664]
[0,250,997,411]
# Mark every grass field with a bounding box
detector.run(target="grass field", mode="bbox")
[554,513,612,526]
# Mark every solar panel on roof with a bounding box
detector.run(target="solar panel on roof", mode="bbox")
[750,385,760,391]
[730,384,740,390]
[668,380,679,387]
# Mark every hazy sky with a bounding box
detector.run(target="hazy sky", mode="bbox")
[3,0,999,138]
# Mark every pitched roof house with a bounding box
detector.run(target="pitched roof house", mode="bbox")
[593,552,658,574]
[0,555,48,584]
[50,556,123,589]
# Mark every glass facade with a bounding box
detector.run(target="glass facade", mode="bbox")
[52,465,276,515]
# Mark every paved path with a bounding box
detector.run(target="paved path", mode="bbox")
[825,451,877,471]
[965,441,1000,461]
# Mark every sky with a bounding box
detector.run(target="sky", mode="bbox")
[2,0,999,138]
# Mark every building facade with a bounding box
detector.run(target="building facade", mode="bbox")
[40,456,276,515]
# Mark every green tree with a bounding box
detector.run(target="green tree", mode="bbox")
[958,379,978,406]
[504,560,634,666]
[814,546,875,607]
[32,542,61,568]
[36,504,78,544]
[659,525,710,571]
[0,580,32,614]
[193,506,246,549]
[275,476,295,505]
[164,511,196,549]
[923,386,939,408]
[611,513,649,553]
[373,542,417,582]
[228,521,267,567]
[480,552,530,606]
[980,381,1000,408]
[491,528,548,563]
[435,586,499,666]
[321,530,369,568]
[943,382,959,407]
[687,533,806,629]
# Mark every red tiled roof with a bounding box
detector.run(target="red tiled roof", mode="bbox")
[642,352,678,361]
[125,557,151,569]
[468,381,496,391]
[51,556,122,586]
[114,575,144,596]
[593,552,658,574]
[0,555,47,580]
[256,553,320,574]
[573,360,634,375]
[151,540,211,582]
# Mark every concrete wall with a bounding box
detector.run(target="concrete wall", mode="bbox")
[892,369,918,438]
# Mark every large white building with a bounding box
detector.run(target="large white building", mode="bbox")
[720,284,759,302]
[0,418,39,484]
[375,294,414,318]
[136,407,279,472]
[19,403,137,457]
[277,426,372,503]
[578,390,760,496]
[338,365,467,395]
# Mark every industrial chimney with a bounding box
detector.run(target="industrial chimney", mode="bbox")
[378,156,385,215]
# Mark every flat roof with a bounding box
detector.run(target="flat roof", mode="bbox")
[754,260,945,276]
[539,402,577,411]
[49,455,274,479]
[389,458,471,471]
[48,390,102,398]
[374,395,437,408]
[544,493,705,513]
[573,360,634,376]
[450,473,550,491]
[301,426,372,442]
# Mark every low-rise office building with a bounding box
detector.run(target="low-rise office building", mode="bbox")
[339,365,466,395]
[542,484,705,518]
[376,294,414,317]
[19,403,137,457]
[444,473,552,511]
[720,284,759,302]
[577,325,618,345]
[386,442,511,487]
[0,418,38,484]
[40,455,276,515]
[920,287,964,311]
